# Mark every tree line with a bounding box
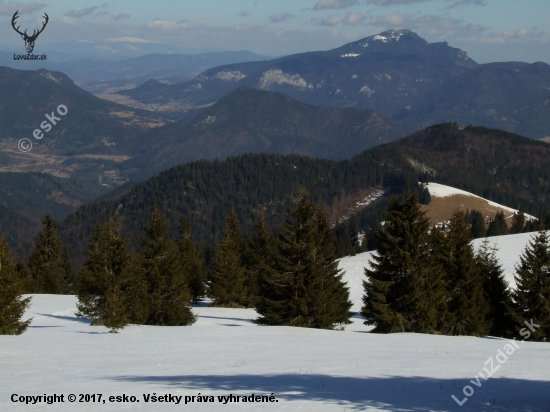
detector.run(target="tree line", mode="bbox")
[2,192,548,341]
[363,193,550,341]
[1,191,352,334]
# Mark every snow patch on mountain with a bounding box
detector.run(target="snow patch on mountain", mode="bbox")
[425,182,535,220]
[341,53,361,58]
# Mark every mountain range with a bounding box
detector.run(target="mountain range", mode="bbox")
[0,67,404,183]
[0,50,270,94]
[118,29,550,138]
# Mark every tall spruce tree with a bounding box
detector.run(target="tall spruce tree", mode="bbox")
[513,230,550,341]
[255,191,352,329]
[61,247,75,295]
[28,214,65,294]
[440,211,490,336]
[77,219,148,332]
[139,206,196,326]
[362,193,446,334]
[0,238,32,335]
[244,213,273,308]
[209,209,248,307]
[178,217,205,303]
[476,240,516,338]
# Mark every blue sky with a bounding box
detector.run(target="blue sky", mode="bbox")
[1,0,549,62]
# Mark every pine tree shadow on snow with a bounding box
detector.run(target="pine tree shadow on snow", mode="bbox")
[36,313,92,324]
[111,374,550,411]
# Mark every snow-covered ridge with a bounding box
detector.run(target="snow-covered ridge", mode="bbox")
[425,182,535,220]
[360,29,411,47]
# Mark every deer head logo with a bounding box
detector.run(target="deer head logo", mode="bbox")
[11,11,49,54]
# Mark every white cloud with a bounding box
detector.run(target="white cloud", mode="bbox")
[0,1,45,15]
[269,13,295,23]
[64,7,98,18]
[314,0,359,10]
[146,19,196,30]
[365,0,484,5]
[106,37,157,44]
[113,13,131,21]
[320,12,366,26]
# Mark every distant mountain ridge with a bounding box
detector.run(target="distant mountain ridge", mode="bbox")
[120,87,405,180]
[120,29,477,117]
[0,67,404,183]
[118,29,550,138]
[0,50,271,94]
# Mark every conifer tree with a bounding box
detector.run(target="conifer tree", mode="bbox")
[28,214,65,294]
[511,207,526,234]
[419,187,431,205]
[0,238,32,335]
[513,230,550,341]
[441,211,490,336]
[61,247,75,295]
[139,206,196,326]
[178,217,205,303]
[470,211,486,239]
[77,219,147,332]
[362,193,446,334]
[487,211,509,237]
[476,240,516,338]
[256,191,352,329]
[244,213,273,308]
[209,209,248,307]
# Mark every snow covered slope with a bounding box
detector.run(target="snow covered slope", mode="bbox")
[1,294,549,412]
[421,182,535,226]
[338,231,547,311]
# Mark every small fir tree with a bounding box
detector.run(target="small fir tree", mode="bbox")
[178,217,205,303]
[476,240,516,338]
[256,191,352,329]
[487,211,509,237]
[513,230,550,341]
[28,214,65,294]
[77,219,147,332]
[139,206,196,326]
[0,238,32,335]
[511,207,526,234]
[209,209,248,307]
[419,187,431,205]
[470,211,486,239]
[362,193,446,334]
[441,211,490,336]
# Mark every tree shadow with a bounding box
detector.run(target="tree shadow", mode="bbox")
[110,373,550,411]
[36,313,92,324]
[197,315,253,323]
[28,325,63,328]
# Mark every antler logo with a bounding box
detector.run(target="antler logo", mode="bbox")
[11,11,49,54]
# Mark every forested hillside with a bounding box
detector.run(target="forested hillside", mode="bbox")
[53,123,550,267]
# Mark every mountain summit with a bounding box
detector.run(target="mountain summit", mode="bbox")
[121,29,478,118]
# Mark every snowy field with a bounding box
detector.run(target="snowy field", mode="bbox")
[2,232,549,412]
